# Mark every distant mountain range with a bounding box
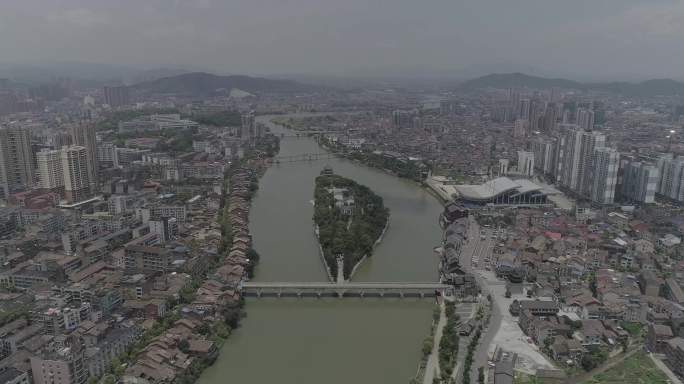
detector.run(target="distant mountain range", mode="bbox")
[125,68,191,84]
[132,72,318,95]
[0,62,197,88]
[460,73,684,97]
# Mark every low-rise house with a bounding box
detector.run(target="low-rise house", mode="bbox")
[647,311,670,325]
[0,319,42,360]
[122,299,167,319]
[0,367,29,384]
[563,292,600,314]
[125,337,192,383]
[576,320,606,348]
[530,317,571,344]
[647,324,674,353]
[187,339,218,361]
[664,278,684,305]
[602,320,629,343]
[518,300,560,316]
[658,234,681,249]
[30,336,88,384]
[639,270,662,297]
[664,337,684,378]
[493,360,514,384]
[550,338,586,363]
[624,301,647,323]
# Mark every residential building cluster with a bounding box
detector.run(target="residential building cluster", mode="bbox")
[473,204,684,375]
[5,69,684,383]
[0,83,282,383]
[280,87,684,212]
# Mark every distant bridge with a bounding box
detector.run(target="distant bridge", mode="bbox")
[241,281,452,298]
[271,152,339,163]
[279,131,327,139]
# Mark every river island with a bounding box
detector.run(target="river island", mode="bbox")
[313,169,390,281]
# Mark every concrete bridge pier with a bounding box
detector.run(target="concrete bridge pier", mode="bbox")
[336,257,345,285]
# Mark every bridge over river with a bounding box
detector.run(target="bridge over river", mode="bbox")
[279,131,327,138]
[270,152,339,163]
[242,281,452,298]
[198,114,448,384]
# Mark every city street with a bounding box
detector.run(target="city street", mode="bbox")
[459,216,554,382]
[456,217,500,382]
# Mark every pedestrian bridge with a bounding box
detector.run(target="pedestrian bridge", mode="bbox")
[241,281,452,298]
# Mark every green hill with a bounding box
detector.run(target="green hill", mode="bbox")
[133,72,319,95]
[461,73,684,96]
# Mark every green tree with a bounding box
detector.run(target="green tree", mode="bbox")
[422,337,434,357]
[109,357,121,374]
[212,321,231,339]
[581,349,607,371]
[110,357,125,377]
[222,306,241,329]
[194,111,241,127]
[179,339,190,354]
[433,305,441,322]
[246,248,261,278]
[444,302,455,318]
[620,338,629,353]
[543,336,554,353]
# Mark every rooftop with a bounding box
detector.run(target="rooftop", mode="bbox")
[0,368,25,383]
[454,177,546,201]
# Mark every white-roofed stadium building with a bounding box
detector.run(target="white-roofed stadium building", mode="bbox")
[453,177,552,207]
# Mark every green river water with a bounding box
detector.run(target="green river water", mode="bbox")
[198,115,444,384]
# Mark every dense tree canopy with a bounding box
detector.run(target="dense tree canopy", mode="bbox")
[193,111,242,127]
[314,174,389,280]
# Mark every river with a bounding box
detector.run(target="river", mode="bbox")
[198,115,444,384]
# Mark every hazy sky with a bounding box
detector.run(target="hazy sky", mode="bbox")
[2,0,684,79]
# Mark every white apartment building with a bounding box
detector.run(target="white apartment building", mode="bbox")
[517,151,535,177]
[60,146,92,204]
[37,149,64,191]
[591,147,619,204]
[621,161,659,203]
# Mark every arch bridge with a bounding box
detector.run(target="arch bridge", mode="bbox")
[241,281,452,299]
[271,153,339,163]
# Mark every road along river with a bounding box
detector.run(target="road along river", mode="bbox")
[198,115,444,384]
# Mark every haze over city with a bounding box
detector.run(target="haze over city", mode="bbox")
[3,2,684,384]
[2,0,684,80]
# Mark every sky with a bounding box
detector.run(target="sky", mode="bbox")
[1,0,684,80]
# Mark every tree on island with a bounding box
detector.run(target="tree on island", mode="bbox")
[313,174,389,280]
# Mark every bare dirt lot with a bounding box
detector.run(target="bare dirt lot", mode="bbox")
[477,270,556,374]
